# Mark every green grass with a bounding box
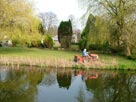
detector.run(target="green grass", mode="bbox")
[0,47,136,70]
[0,47,80,68]
[99,54,136,69]
[0,47,80,58]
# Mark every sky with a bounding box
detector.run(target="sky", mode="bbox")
[33,0,86,29]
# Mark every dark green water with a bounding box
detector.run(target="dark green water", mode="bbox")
[0,66,136,102]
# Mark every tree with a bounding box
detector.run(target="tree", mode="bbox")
[79,14,95,49]
[58,20,73,48]
[81,14,109,50]
[68,14,77,30]
[68,15,81,43]
[57,72,71,89]
[78,0,136,56]
[39,11,59,35]
[0,0,37,33]
[43,34,53,48]
[85,71,136,102]
[0,0,43,47]
[38,22,45,35]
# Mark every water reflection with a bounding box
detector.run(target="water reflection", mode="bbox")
[85,70,136,102]
[0,66,44,102]
[57,69,72,89]
[0,66,136,102]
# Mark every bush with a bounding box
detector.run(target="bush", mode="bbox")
[78,39,87,50]
[109,46,124,54]
[89,42,109,51]
[10,33,21,47]
[29,34,42,48]
[31,40,41,47]
[127,54,136,60]
[10,33,43,48]
[43,34,53,48]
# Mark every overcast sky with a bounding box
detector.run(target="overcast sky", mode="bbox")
[33,0,85,29]
[34,0,84,20]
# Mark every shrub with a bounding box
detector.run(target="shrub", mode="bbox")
[30,34,42,47]
[58,20,73,48]
[10,33,21,47]
[127,55,136,60]
[10,33,43,48]
[78,39,87,50]
[43,34,53,48]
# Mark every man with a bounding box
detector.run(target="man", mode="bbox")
[82,49,99,61]
[82,49,89,57]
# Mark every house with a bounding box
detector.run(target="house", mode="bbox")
[52,35,60,47]
[72,34,78,43]
[72,29,81,43]
[52,35,58,42]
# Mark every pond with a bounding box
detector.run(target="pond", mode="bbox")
[0,65,136,102]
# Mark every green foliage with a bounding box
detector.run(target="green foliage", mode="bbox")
[10,33,42,47]
[80,14,109,51]
[0,0,35,32]
[58,20,73,48]
[38,22,45,35]
[0,29,53,49]
[81,14,95,39]
[43,34,53,48]
[78,38,87,50]
[30,40,41,48]
[79,0,136,56]
[127,54,136,60]
[0,0,42,48]
[70,44,79,51]
[89,42,110,52]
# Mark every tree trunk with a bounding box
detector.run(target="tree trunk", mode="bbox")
[125,43,131,56]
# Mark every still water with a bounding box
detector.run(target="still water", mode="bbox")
[0,66,136,102]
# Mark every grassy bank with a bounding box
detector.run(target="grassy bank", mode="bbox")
[0,47,136,70]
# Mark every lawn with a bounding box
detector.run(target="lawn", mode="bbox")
[0,47,79,59]
[0,47,80,68]
[0,47,136,70]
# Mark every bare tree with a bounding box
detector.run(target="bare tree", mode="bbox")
[39,11,59,35]
[68,14,77,30]
[68,15,81,42]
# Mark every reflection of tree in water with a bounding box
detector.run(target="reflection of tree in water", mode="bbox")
[85,71,136,102]
[57,69,72,89]
[76,87,85,102]
[40,72,56,86]
[0,67,44,102]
